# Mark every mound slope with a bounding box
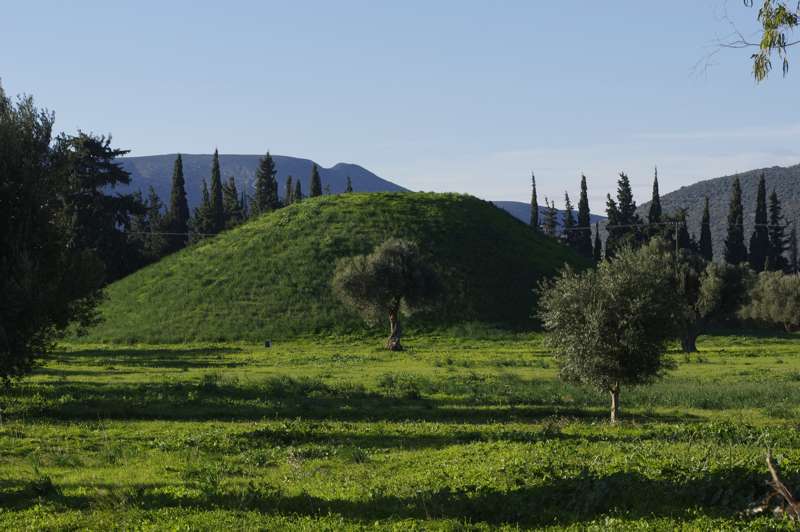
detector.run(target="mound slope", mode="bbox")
[86,193,584,342]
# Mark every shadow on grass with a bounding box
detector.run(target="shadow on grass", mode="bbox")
[49,346,245,369]
[0,467,777,526]
[1,377,695,425]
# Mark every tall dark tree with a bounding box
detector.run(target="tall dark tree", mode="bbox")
[748,174,770,272]
[130,186,168,262]
[789,222,799,274]
[562,193,579,250]
[724,177,748,265]
[53,132,145,281]
[192,180,214,239]
[240,189,250,220]
[593,223,603,262]
[648,167,662,224]
[1,84,104,381]
[542,197,558,236]
[576,174,593,259]
[253,152,279,214]
[767,190,788,271]
[698,197,713,262]
[309,163,323,197]
[294,178,303,203]
[345,176,354,193]
[209,149,224,233]
[605,172,642,258]
[285,175,294,205]
[222,176,243,228]
[166,153,190,252]
[530,171,540,230]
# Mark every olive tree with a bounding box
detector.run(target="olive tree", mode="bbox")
[332,239,441,351]
[675,252,753,353]
[740,270,800,331]
[538,240,681,422]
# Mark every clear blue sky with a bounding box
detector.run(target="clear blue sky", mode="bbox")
[2,1,798,208]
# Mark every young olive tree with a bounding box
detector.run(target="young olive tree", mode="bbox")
[740,271,800,332]
[332,239,441,351]
[538,240,681,422]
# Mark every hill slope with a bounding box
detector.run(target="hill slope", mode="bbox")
[117,153,408,208]
[85,193,585,342]
[637,163,800,259]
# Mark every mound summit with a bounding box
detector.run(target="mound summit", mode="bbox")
[86,193,585,342]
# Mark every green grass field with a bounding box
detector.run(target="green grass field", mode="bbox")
[2,332,800,530]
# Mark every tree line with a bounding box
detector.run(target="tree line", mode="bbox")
[529,169,799,273]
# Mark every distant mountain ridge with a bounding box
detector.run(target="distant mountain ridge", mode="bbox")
[493,200,606,227]
[637,163,800,260]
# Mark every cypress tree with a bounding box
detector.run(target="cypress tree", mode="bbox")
[767,189,788,271]
[530,171,540,229]
[593,223,603,262]
[698,196,713,261]
[294,178,303,202]
[648,167,662,224]
[254,152,278,214]
[563,192,578,249]
[345,176,353,193]
[309,163,322,197]
[675,209,693,252]
[145,186,168,259]
[241,190,249,219]
[209,149,224,233]
[576,174,593,259]
[724,177,747,265]
[605,172,641,257]
[789,222,798,274]
[285,175,294,205]
[222,176,243,228]
[166,153,190,251]
[192,180,214,239]
[542,197,558,236]
[748,174,769,271]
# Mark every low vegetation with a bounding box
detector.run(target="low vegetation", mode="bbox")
[2,333,800,529]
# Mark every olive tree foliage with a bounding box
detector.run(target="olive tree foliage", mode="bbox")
[740,270,800,331]
[538,240,682,422]
[675,251,753,353]
[332,239,441,351]
[717,1,800,81]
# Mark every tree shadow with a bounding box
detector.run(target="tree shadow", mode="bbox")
[1,378,694,425]
[0,467,781,526]
[45,346,245,369]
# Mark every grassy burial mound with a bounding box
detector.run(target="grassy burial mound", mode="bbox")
[86,192,584,343]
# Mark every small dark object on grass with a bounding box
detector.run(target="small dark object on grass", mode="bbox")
[264,340,272,348]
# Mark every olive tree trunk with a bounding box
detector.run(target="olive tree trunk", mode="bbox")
[609,383,620,423]
[386,308,403,351]
[681,332,698,353]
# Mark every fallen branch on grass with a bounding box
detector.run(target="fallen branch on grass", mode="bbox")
[750,450,800,520]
